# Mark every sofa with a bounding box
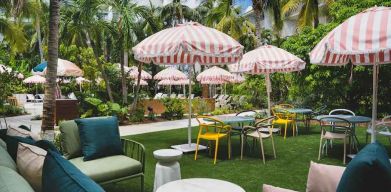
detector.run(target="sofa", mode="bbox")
[263,142,391,192]
[59,119,145,191]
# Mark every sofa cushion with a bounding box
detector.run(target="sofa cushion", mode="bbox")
[59,120,82,159]
[337,142,391,192]
[70,155,142,183]
[0,166,34,192]
[4,135,35,161]
[306,161,345,192]
[42,150,104,192]
[7,126,41,141]
[0,143,16,171]
[17,143,47,192]
[263,184,298,192]
[0,138,6,149]
[75,116,123,161]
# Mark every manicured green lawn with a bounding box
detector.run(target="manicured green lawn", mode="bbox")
[104,124,391,192]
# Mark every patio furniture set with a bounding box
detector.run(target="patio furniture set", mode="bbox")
[192,104,377,165]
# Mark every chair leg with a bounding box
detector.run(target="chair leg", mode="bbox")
[214,139,219,164]
[343,138,347,164]
[228,135,231,160]
[194,137,200,160]
[318,137,323,161]
[259,139,265,164]
[284,122,288,140]
[140,174,144,192]
[271,136,276,159]
[240,134,244,160]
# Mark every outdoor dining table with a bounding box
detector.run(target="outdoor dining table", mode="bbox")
[156,178,245,192]
[314,115,372,148]
[285,108,313,131]
[205,115,256,125]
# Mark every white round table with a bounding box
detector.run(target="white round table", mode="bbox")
[156,178,246,192]
[153,149,183,192]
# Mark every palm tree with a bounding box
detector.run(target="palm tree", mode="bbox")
[161,0,200,26]
[41,0,60,132]
[282,0,333,29]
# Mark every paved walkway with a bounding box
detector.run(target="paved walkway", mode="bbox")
[4,113,238,136]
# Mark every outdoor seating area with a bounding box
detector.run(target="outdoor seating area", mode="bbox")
[1,1,391,192]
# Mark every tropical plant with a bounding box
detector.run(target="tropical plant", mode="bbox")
[81,97,129,121]
[41,0,60,132]
[161,98,184,120]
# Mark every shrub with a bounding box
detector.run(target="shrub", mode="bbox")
[129,105,145,122]
[81,97,128,122]
[0,105,24,117]
[162,98,184,120]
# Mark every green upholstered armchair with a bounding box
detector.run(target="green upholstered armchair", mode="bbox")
[59,120,145,191]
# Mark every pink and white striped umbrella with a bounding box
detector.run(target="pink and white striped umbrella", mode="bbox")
[75,77,91,84]
[154,67,187,80]
[229,45,306,74]
[229,45,305,115]
[310,6,391,143]
[196,66,234,82]
[23,75,46,84]
[128,66,152,80]
[158,79,194,85]
[230,74,245,84]
[132,79,148,86]
[200,79,226,85]
[133,22,243,65]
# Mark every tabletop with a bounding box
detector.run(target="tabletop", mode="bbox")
[156,178,245,192]
[286,108,313,114]
[204,116,255,124]
[314,115,372,124]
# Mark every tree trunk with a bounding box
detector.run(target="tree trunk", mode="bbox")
[131,62,143,112]
[122,49,128,104]
[84,30,114,102]
[41,0,60,132]
[252,0,263,47]
[36,17,44,62]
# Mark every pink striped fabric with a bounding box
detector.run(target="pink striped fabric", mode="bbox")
[154,67,187,80]
[310,7,391,65]
[23,75,46,84]
[229,45,306,74]
[200,79,226,85]
[230,74,245,83]
[158,79,194,85]
[128,66,152,80]
[132,22,243,65]
[196,66,234,82]
[132,79,148,86]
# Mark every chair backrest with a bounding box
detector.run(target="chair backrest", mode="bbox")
[196,116,230,134]
[329,109,355,116]
[26,94,35,100]
[236,110,257,117]
[319,116,352,134]
[271,107,293,120]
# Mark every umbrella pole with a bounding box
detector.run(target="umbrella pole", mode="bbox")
[371,64,379,143]
[266,73,272,116]
[188,64,192,146]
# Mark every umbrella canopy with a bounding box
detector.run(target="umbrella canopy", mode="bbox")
[158,79,194,85]
[196,66,234,82]
[200,79,227,85]
[132,79,148,86]
[230,74,245,83]
[133,22,243,65]
[23,75,46,84]
[75,77,90,84]
[133,22,243,152]
[310,6,391,143]
[32,59,83,77]
[229,45,306,115]
[128,66,152,80]
[154,67,187,80]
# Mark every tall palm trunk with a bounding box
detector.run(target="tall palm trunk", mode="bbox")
[312,0,319,28]
[252,0,263,47]
[84,29,114,102]
[41,0,60,132]
[131,62,142,112]
[36,17,44,62]
[122,49,128,104]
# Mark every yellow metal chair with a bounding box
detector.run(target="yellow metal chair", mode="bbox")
[272,107,297,139]
[195,116,232,164]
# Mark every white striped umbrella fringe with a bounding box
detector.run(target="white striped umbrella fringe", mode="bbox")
[229,45,306,74]
[23,75,46,84]
[196,66,234,82]
[133,22,244,65]
[154,67,188,80]
[128,66,152,80]
[310,6,391,65]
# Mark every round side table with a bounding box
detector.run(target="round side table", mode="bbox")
[153,149,183,192]
[156,178,246,192]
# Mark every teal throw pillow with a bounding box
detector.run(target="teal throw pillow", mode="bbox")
[42,150,104,192]
[75,116,123,161]
[336,142,391,192]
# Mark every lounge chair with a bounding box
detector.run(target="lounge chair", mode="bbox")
[161,94,168,98]
[170,93,177,99]
[177,94,185,99]
[26,94,36,102]
[154,93,163,99]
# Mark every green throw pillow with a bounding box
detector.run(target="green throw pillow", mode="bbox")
[337,142,391,192]
[42,150,104,192]
[75,116,123,161]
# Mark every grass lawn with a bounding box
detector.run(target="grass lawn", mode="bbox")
[104,124,391,192]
